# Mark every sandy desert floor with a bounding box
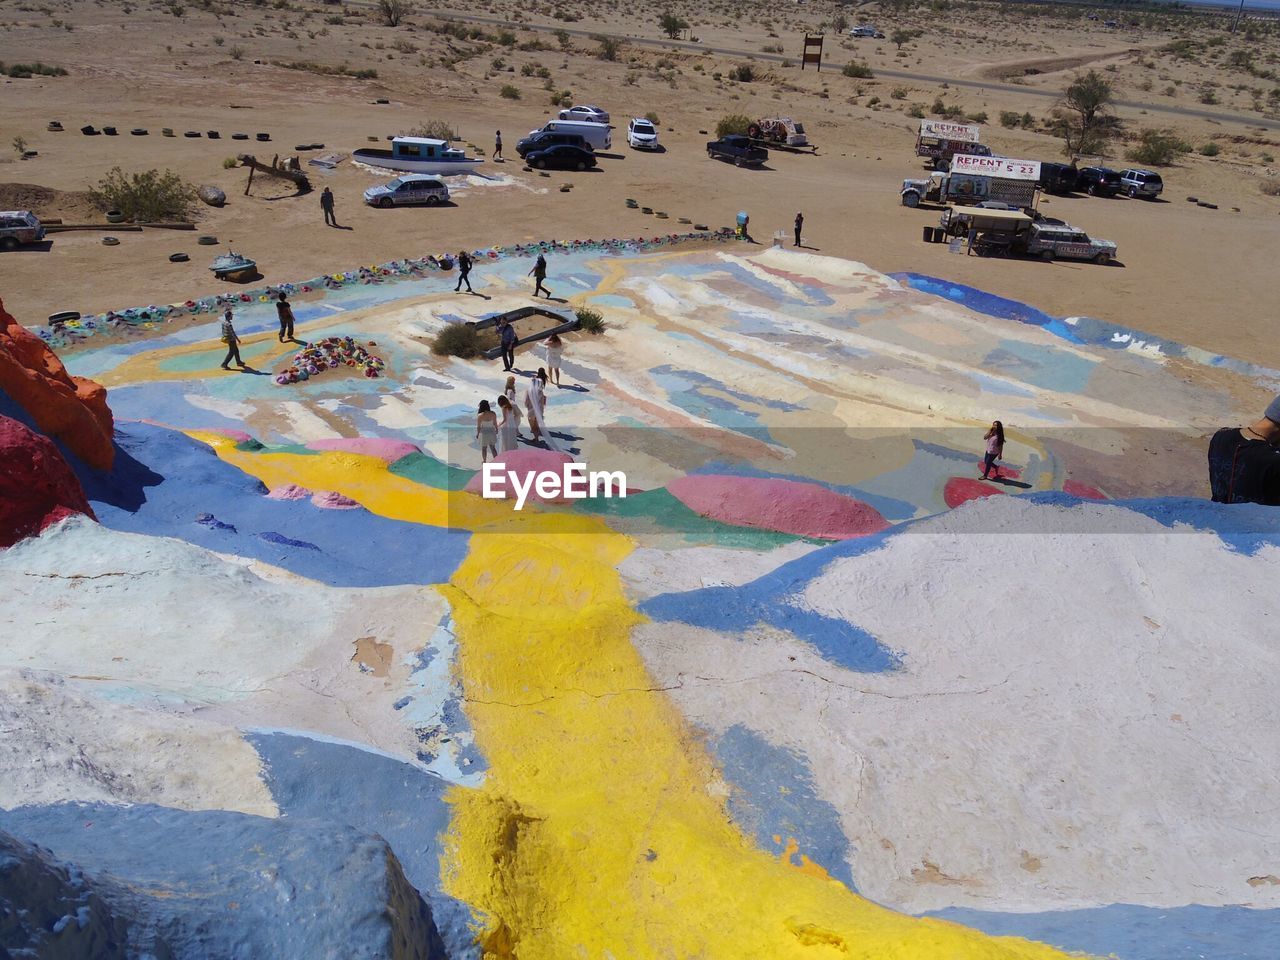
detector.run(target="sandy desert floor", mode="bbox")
[1,0,1279,365]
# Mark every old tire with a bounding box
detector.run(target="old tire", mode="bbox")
[425,195,440,206]
[902,191,920,208]
[1127,186,1137,198]
[536,158,547,169]
[377,196,393,209]
[1093,252,1110,264]
[0,237,18,251]
[197,235,218,245]
[169,252,190,262]
[575,161,586,171]
[1040,249,1054,262]
[735,157,744,167]
[105,210,126,223]
[1087,184,1097,196]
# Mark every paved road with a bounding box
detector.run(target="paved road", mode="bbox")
[358,4,1280,132]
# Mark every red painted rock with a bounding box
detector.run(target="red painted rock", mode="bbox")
[0,299,114,471]
[666,474,888,540]
[464,448,577,504]
[973,461,1021,481]
[944,477,1006,509]
[1063,479,1107,500]
[0,415,96,548]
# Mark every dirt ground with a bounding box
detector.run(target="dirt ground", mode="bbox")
[2,0,1278,367]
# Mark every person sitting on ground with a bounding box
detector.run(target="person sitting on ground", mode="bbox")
[1208,395,1280,505]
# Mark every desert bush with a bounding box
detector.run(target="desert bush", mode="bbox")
[221,156,238,169]
[2,61,68,77]
[497,30,516,46]
[907,104,925,118]
[1199,141,1220,156]
[645,111,660,124]
[377,0,410,27]
[500,83,520,100]
[842,60,873,78]
[91,167,195,221]
[732,63,755,82]
[999,109,1021,128]
[1125,129,1190,166]
[762,43,783,53]
[596,35,623,61]
[404,119,457,140]
[1261,179,1280,196]
[431,323,481,358]
[230,45,245,60]
[715,113,753,137]
[521,63,536,76]
[659,11,688,39]
[891,87,908,100]
[967,110,988,123]
[575,307,605,334]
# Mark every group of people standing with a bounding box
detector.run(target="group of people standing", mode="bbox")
[476,368,555,462]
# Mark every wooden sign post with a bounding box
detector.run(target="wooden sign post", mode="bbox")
[802,33,824,71]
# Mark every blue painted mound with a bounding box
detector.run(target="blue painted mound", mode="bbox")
[0,829,128,958]
[0,803,447,959]
[248,732,479,960]
[73,421,469,587]
[930,903,1280,960]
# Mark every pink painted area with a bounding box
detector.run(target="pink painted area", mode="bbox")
[944,477,1006,509]
[1064,479,1107,500]
[206,428,253,443]
[267,484,312,500]
[666,475,888,540]
[463,449,577,504]
[974,461,1021,480]
[311,491,361,510]
[306,437,421,464]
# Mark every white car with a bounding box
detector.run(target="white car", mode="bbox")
[558,104,610,125]
[626,118,659,150]
[849,25,884,38]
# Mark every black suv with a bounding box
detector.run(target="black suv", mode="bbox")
[1076,167,1121,197]
[1038,162,1079,195]
[516,131,591,157]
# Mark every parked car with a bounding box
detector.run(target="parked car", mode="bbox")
[0,210,45,250]
[1038,162,1078,195]
[1119,168,1164,199]
[1076,166,1122,196]
[627,118,659,150]
[557,104,610,125]
[849,25,884,38]
[525,144,597,170]
[363,175,450,208]
[1026,222,1117,263]
[530,119,612,151]
[516,130,591,157]
[706,135,768,167]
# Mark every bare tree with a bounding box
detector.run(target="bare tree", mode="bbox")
[1051,70,1122,157]
[658,11,688,40]
[377,0,411,27]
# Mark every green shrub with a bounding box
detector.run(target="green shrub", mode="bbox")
[1125,129,1191,166]
[999,110,1021,128]
[1199,141,1220,156]
[906,104,925,118]
[575,306,605,334]
[967,110,988,123]
[500,83,521,100]
[891,87,908,100]
[715,113,753,137]
[222,156,239,169]
[732,63,755,82]
[431,323,482,358]
[842,61,874,79]
[404,119,457,140]
[596,35,623,61]
[3,61,69,78]
[91,167,195,221]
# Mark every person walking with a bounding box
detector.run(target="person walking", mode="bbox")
[981,420,1005,480]
[529,253,550,298]
[496,395,520,453]
[524,368,547,441]
[476,399,498,463]
[219,309,246,370]
[499,317,518,371]
[1208,394,1280,504]
[794,212,804,247]
[455,250,474,293]
[543,332,564,387]
[276,291,296,342]
[493,130,503,162]
[320,186,337,227]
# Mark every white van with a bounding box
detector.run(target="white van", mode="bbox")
[531,119,612,152]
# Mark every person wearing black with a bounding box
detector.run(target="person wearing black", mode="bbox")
[455,250,473,293]
[276,291,295,342]
[499,317,518,371]
[529,253,550,298]
[794,211,804,247]
[494,130,503,162]
[1208,395,1280,505]
[320,186,336,227]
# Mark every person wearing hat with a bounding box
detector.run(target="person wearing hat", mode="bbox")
[219,309,246,370]
[1207,396,1280,504]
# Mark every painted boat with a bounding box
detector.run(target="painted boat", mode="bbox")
[209,251,257,279]
[352,136,483,175]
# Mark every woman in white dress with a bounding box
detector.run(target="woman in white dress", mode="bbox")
[543,333,564,387]
[524,369,546,442]
[475,400,498,463]
[496,395,520,454]
[503,375,523,437]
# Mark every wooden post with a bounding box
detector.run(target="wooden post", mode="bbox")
[802,33,824,71]
[244,164,255,196]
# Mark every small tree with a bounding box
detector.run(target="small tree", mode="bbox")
[891,28,921,51]
[842,61,874,79]
[91,167,195,221]
[1125,128,1190,166]
[716,113,753,137]
[832,11,849,33]
[658,11,688,39]
[1051,69,1120,157]
[595,34,623,61]
[377,0,410,27]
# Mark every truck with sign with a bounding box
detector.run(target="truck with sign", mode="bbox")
[914,120,991,171]
[901,170,1037,210]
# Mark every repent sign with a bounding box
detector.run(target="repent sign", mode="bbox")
[950,155,1042,181]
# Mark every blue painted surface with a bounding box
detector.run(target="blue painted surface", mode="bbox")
[247,732,478,960]
[712,724,855,888]
[0,802,447,959]
[74,421,469,587]
[983,339,1097,394]
[930,904,1280,960]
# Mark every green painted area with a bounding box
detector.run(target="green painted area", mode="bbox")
[234,440,318,456]
[158,340,276,372]
[574,488,809,550]
[389,452,477,492]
